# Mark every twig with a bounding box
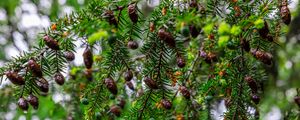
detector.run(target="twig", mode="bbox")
[184,50,201,85]
[158,40,164,97]
[20,67,29,98]
[138,38,164,119]
[138,90,153,120]
[233,36,246,119]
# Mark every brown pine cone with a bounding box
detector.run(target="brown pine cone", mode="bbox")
[144,77,158,89]
[83,47,93,69]
[258,20,269,39]
[124,70,133,81]
[189,0,198,10]
[54,72,65,85]
[244,76,258,93]
[280,3,291,25]
[204,52,217,63]
[28,59,43,77]
[110,105,121,116]
[36,78,49,93]
[43,35,60,50]
[180,86,190,99]
[126,81,134,91]
[189,25,200,38]
[127,41,139,50]
[177,57,186,68]
[117,98,126,109]
[294,96,300,107]
[5,71,25,85]
[251,49,272,65]
[161,99,172,110]
[240,38,250,52]
[266,35,274,42]
[84,68,93,81]
[104,10,118,26]
[158,28,176,48]
[128,4,138,23]
[105,77,118,95]
[64,51,75,61]
[27,94,39,109]
[18,97,29,111]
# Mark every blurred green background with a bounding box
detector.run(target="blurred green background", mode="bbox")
[0,0,90,119]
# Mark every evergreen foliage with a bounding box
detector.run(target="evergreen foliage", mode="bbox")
[0,0,298,119]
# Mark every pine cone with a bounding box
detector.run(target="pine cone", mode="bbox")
[104,10,118,26]
[54,72,65,85]
[5,71,25,85]
[127,41,139,49]
[128,4,138,23]
[43,35,59,50]
[27,94,39,109]
[105,77,118,95]
[84,68,93,81]
[28,59,43,77]
[262,53,273,65]
[83,47,93,69]
[177,57,186,68]
[110,105,121,116]
[280,4,291,25]
[266,35,274,42]
[144,77,158,89]
[244,76,258,93]
[189,0,198,10]
[158,28,176,48]
[64,51,75,61]
[124,70,133,81]
[294,96,300,107]
[258,20,269,39]
[36,78,49,93]
[180,86,190,99]
[161,99,172,110]
[251,49,273,65]
[251,94,260,104]
[117,98,126,109]
[205,52,217,63]
[18,97,29,111]
[240,38,250,52]
[126,81,134,91]
[189,25,200,38]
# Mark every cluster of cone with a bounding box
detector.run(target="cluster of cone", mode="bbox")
[5,34,76,111]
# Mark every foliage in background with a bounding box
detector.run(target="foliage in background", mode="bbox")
[0,0,88,119]
[0,0,91,62]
